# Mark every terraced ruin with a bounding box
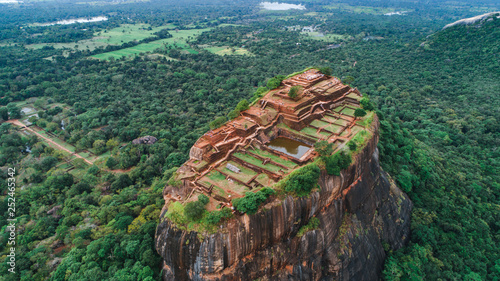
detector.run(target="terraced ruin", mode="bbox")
[167,69,369,211]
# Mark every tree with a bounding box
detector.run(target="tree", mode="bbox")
[354,108,367,119]
[318,67,332,76]
[360,97,374,111]
[347,141,358,151]
[184,195,209,221]
[93,139,107,154]
[266,78,281,89]
[204,208,233,225]
[236,99,249,111]
[288,86,300,98]
[227,109,240,120]
[209,116,227,130]
[282,165,320,196]
[106,157,118,169]
[106,138,120,150]
[232,187,274,214]
[111,174,133,191]
[8,106,21,119]
[88,164,100,175]
[343,76,355,85]
[314,140,333,156]
[0,107,8,121]
[325,151,352,176]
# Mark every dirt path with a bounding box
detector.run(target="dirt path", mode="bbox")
[7,119,94,165]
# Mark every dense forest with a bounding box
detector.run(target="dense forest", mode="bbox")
[0,0,498,280]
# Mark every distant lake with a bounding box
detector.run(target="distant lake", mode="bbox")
[36,16,108,26]
[260,2,306,11]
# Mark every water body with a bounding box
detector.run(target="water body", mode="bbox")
[260,2,306,11]
[267,137,311,159]
[37,16,108,26]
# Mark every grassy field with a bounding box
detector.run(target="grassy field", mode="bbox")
[93,28,211,60]
[25,23,177,52]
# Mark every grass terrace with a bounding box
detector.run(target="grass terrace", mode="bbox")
[233,152,284,174]
[219,161,258,183]
[340,107,356,116]
[247,147,298,169]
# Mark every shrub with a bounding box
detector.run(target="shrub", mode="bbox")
[88,165,100,175]
[166,202,188,226]
[288,86,301,98]
[232,187,275,215]
[314,140,333,157]
[204,208,233,225]
[236,99,250,111]
[360,97,375,111]
[297,217,320,237]
[318,67,332,76]
[198,194,209,205]
[227,109,240,120]
[184,194,209,221]
[266,78,281,89]
[325,151,352,176]
[347,141,358,151]
[250,87,268,102]
[354,108,367,118]
[209,116,227,130]
[106,157,118,169]
[282,164,321,196]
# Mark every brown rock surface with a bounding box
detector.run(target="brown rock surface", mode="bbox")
[155,120,412,281]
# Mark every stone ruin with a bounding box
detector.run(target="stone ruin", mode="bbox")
[167,69,366,206]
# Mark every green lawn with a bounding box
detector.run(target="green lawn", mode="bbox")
[93,28,211,60]
[233,152,283,173]
[255,173,275,187]
[200,171,250,196]
[340,107,356,116]
[310,119,331,128]
[248,148,297,169]
[26,23,177,52]
[220,161,258,183]
[322,123,343,134]
[300,127,323,139]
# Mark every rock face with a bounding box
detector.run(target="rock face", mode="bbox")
[155,120,412,280]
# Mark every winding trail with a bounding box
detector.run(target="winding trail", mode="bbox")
[7,119,94,165]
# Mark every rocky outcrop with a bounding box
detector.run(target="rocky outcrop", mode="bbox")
[132,135,157,145]
[155,119,412,280]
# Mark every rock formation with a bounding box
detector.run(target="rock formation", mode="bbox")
[155,69,412,280]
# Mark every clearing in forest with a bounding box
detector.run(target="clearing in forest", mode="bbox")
[92,28,212,60]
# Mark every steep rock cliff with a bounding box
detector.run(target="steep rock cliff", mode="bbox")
[155,120,412,280]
